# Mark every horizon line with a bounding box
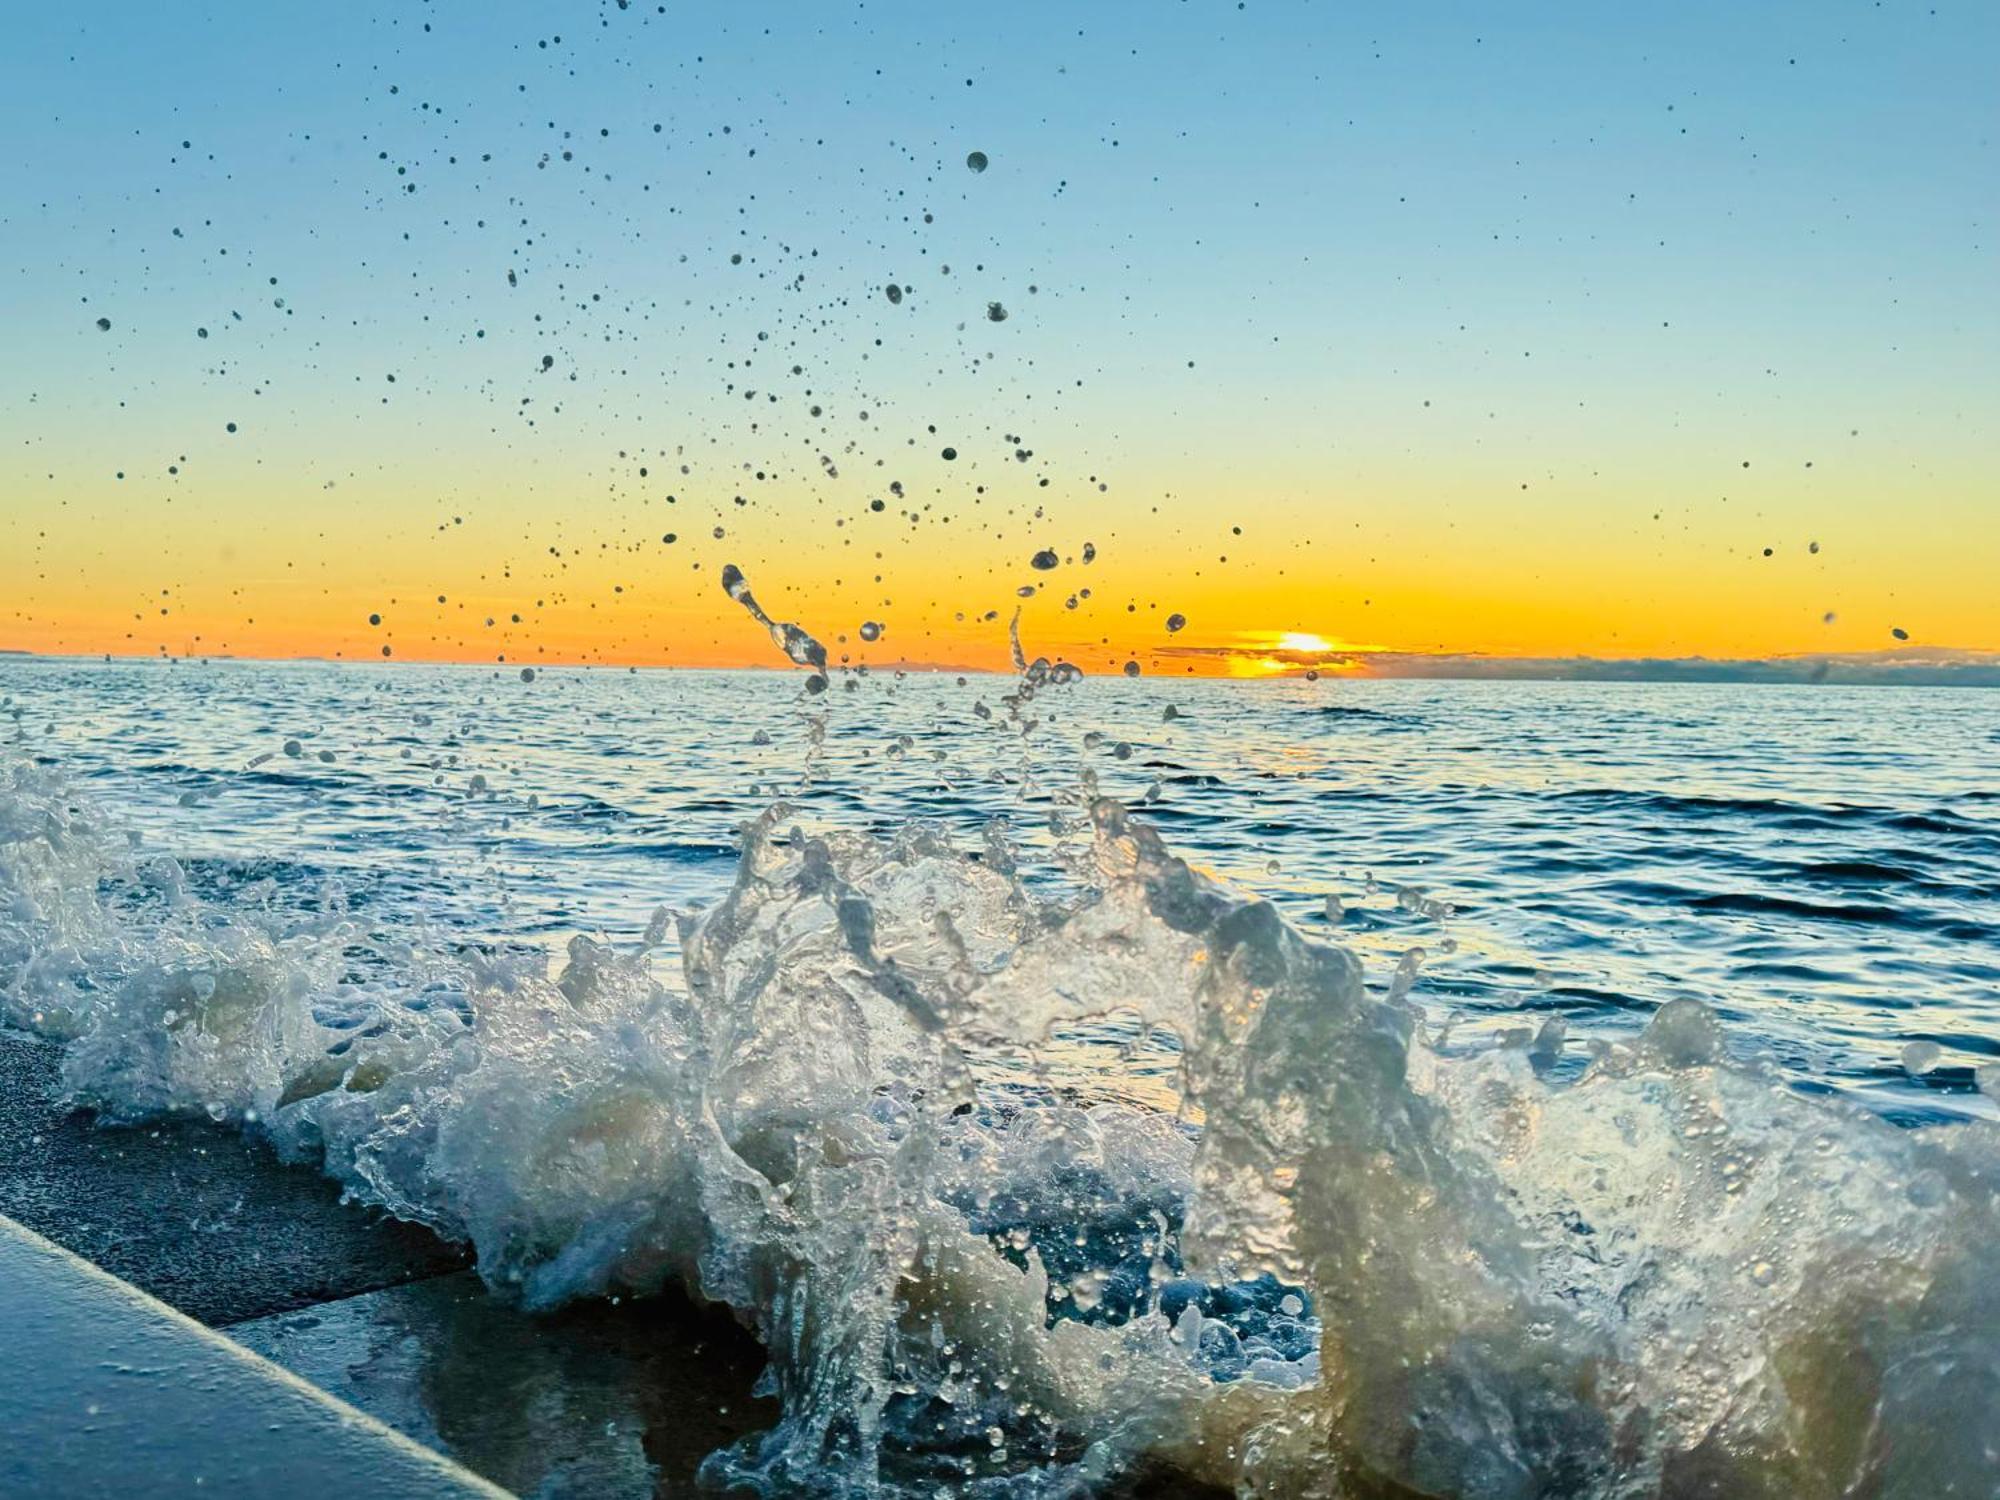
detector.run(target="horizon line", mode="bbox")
[6,643,2000,688]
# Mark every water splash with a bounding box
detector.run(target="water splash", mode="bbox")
[721,564,830,689]
[2,751,1996,1496]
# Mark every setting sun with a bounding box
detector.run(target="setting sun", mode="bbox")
[1275,632,1334,654]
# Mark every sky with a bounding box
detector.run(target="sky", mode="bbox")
[1,0,1995,678]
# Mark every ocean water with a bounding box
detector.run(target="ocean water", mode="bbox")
[6,660,1995,1120]
[3,656,1998,1495]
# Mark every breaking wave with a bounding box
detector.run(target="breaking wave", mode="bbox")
[3,748,1997,1497]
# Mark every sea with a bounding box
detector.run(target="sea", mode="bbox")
[2,656,1996,1495]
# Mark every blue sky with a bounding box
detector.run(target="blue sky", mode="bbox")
[2,0,1994,670]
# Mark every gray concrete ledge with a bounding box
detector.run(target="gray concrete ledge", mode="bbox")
[0,1029,468,1325]
[0,1214,512,1499]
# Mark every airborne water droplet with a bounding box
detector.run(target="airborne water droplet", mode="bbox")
[719,564,828,673]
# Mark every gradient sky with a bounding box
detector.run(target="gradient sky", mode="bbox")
[2,0,1994,676]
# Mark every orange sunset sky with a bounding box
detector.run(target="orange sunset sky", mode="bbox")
[3,1,1995,678]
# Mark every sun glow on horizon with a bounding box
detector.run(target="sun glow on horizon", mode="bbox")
[1275,631,1335,654]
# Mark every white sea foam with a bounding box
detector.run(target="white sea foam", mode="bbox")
[2,751,1996,1496]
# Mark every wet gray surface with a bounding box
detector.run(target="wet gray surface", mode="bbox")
[233,1271,774,1498]
[2,1025,776,1497]
[0,1028,469,1324]
[0,1215,507,1500]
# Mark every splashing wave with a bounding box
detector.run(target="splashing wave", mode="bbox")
[2,752,1995,1496]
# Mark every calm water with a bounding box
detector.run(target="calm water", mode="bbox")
[5,657,1995,1124]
